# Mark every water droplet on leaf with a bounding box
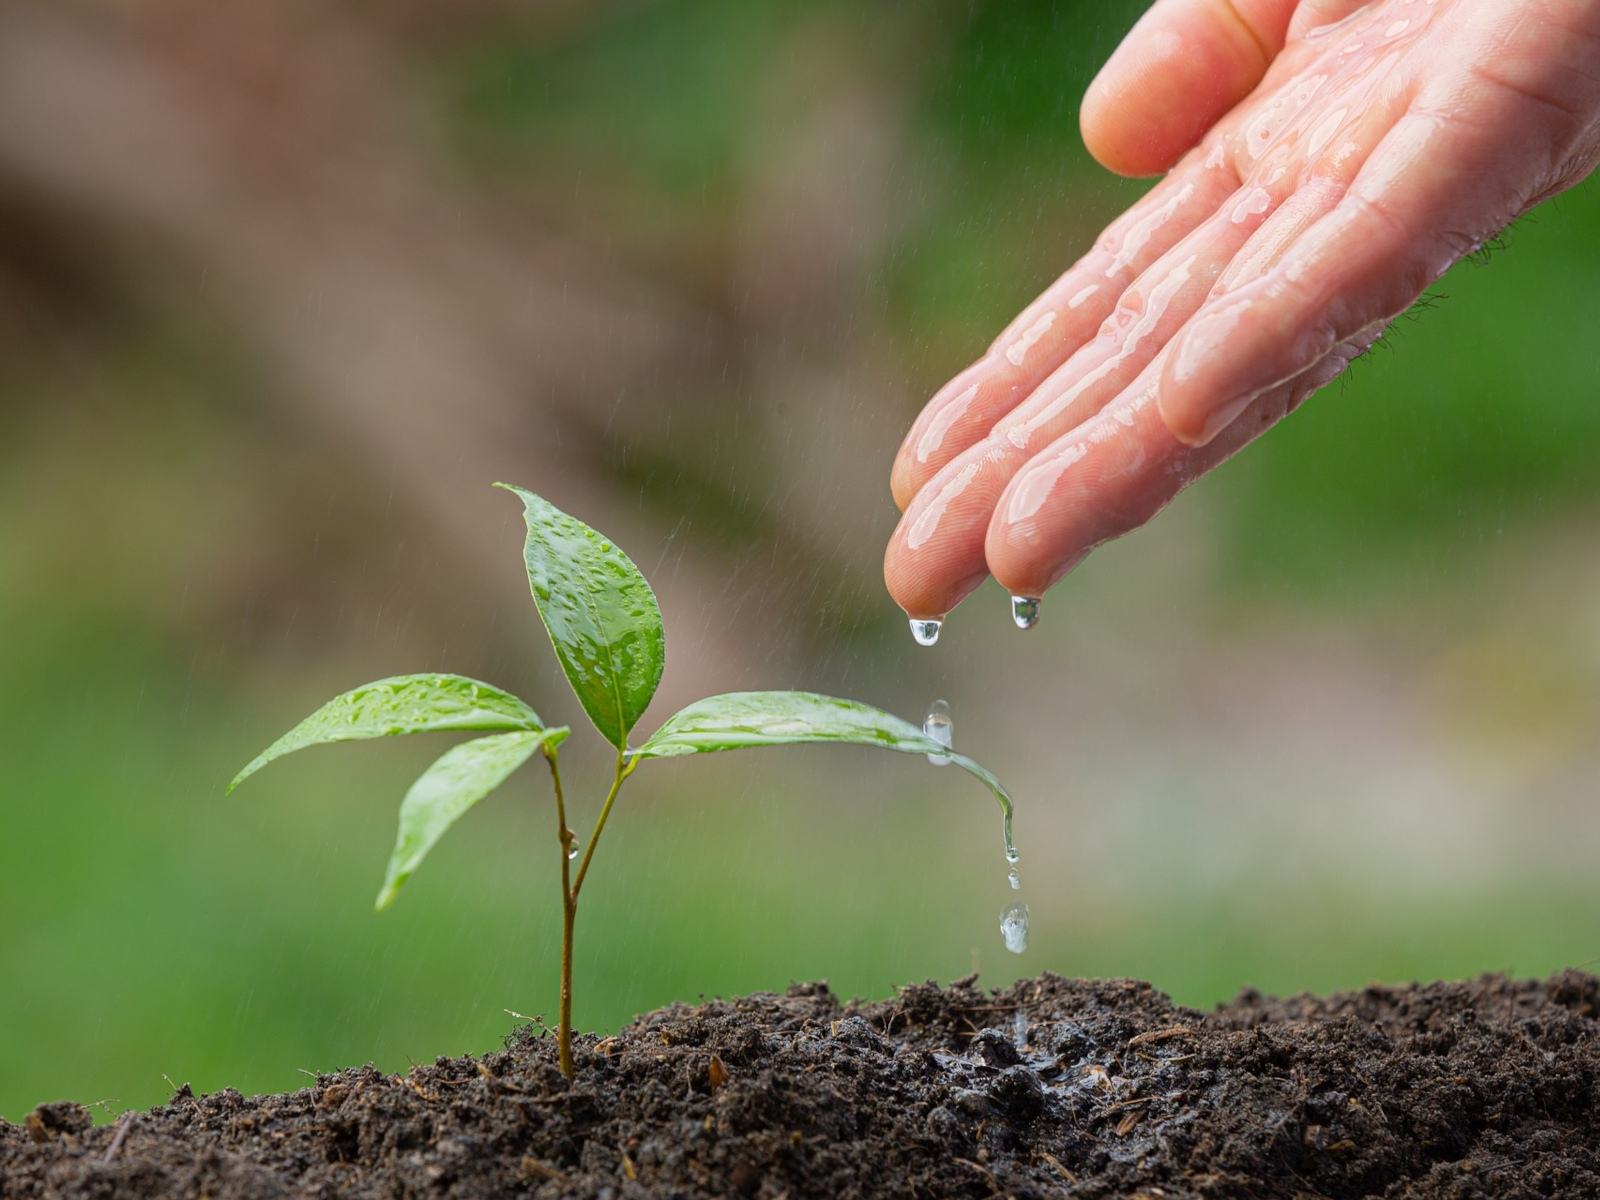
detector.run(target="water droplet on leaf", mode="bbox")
[923,699,953,766]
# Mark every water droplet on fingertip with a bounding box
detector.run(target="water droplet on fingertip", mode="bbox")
[909,617,943,647]
[923,699,953,765]
[1010,595,1040,630]
[1000,902,1029,954]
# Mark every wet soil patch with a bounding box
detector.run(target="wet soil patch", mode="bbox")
[4,971,1597,1198]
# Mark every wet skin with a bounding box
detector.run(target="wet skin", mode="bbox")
[885,0,1600,621]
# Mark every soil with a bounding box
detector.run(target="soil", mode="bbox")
[4,971,1598,1199]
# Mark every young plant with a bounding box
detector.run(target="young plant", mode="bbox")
[229,485,1014,1077]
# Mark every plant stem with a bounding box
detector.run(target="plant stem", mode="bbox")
[572,751,637,901]
[547,747,637,1080]
[543,746,576,1079]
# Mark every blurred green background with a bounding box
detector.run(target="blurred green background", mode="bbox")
[4,0,1600,1121]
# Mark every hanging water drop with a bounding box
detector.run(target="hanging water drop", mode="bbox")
[909,617,943,647]
[1008,866,1021,890]
[1010,595,1040,630]
[923,699,953,766]
[999,902,1029,954]
[1005,844,1020,866]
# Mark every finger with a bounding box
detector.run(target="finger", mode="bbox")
[1082,0,1298,177]
[884,177,1284,620]
[985,327,1383,599]
[1159,92,1546,445]
[890,155,1239,511]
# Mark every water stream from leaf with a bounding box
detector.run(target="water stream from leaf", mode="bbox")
[924,696,1027,953]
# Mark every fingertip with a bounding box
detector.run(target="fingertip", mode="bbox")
[883,542,989,625]
[986,505,1089,602]
[983,455,1090,600]
[1081,0,1286,177]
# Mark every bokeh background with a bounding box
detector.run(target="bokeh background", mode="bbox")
[5,0,1600,1121]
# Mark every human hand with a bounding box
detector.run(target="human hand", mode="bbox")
[885,0,1600,633]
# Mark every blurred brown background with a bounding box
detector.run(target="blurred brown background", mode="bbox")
[4,0,1600,1120]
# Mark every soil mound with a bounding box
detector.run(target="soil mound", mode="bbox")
[4,971,1597,1198]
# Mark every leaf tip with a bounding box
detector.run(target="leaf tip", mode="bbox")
[225,760,261,794]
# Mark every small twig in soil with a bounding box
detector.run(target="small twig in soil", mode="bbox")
[1089,1096,1155,1124]
[102,1113,136,1164]
[1127,1026,1192,1048]
[1038,1150,1078,1184]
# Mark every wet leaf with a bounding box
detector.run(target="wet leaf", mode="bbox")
[498,484,664,750]
[229,674,543,793]
[636,691,1014,850]
[376,727,568,909]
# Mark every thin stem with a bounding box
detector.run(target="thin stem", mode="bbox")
[543,745,576,1079]
[571,751,637,901]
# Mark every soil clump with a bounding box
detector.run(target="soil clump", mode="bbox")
[4,971,1597,1199]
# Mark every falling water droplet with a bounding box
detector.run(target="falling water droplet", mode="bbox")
[923,699,953,766]
[909,617,943,647]
[999,902,1029,954]
[1010,595,1040,630]
[1008,866,1021,890]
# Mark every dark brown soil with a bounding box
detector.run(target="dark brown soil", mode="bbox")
[5,972,1598,1199]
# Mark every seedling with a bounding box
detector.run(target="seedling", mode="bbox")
[230,485,1013,1077]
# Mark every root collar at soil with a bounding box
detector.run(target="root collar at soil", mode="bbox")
[5,971,1597,1199]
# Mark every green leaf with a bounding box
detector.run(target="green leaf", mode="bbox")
[636,691,1015,857]
[228,674,543,793]
[376,727,569,910]
[497,483,665,750]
